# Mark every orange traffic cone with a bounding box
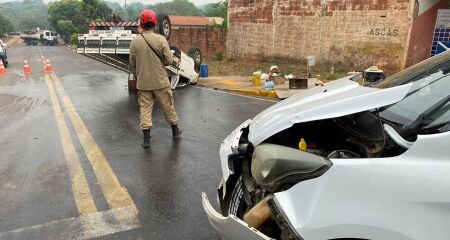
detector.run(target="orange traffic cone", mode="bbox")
[44,59,53,73]
[23,60,31,74]
[0,61,7,75]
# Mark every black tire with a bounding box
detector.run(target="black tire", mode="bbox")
[2,59,7,68]
[157,14,171,40]
[188,47,202,72]
[223,175,283,239]
[222,175,247,218]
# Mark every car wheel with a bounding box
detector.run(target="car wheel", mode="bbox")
[2,60,7,68]
[157,14,171,40]
[224,175,248,218]
[188,47,202,73]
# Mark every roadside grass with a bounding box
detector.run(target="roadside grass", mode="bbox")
[204,57,353,81]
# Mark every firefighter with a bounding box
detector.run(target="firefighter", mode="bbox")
[130,9,182,148]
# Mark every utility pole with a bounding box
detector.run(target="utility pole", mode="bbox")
[124,0,128,22]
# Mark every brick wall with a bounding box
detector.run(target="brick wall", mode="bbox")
[169,27,226,59]
[228,0,414,71]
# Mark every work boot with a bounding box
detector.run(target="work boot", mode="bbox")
[171,124,182,140]
[142,129,151,148]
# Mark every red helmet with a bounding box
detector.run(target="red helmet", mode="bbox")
[140,10,157,25]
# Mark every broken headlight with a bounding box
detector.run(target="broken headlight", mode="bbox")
[251,144,332,192]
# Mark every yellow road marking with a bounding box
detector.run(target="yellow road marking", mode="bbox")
[44,74,97,215]
[218,80,243,86]
[50,73,138,218]
[0,206,140,239]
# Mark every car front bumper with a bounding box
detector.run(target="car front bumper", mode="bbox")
[219,119,252,185]
[202,193,273,240]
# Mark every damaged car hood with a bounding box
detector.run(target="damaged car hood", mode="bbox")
[249,77,412,145]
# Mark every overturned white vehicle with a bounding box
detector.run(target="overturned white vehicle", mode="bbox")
[203,52,450,240]
[77,15,202,89]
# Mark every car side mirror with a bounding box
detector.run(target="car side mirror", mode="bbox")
[383,124,413,149]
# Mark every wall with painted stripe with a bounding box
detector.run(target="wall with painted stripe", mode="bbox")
[406,0,448,67]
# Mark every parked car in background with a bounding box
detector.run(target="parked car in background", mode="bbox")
[203,51,450,240]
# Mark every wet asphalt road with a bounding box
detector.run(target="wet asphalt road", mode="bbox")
[0,44,275,239]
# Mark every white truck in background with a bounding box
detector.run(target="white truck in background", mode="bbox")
[21,29,58,46]
[21,30,40,45]
[41,31,58,45]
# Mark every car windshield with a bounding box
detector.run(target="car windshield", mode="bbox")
[378,70,450,132]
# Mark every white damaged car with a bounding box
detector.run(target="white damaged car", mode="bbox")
[202,52,450,240]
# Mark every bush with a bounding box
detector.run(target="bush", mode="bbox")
[213,52,223,61]
[71,33,79,44]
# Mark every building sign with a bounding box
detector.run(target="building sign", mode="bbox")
[431,9,450,57]
[367,28,399,37]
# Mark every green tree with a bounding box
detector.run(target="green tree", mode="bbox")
[48,0,86,33]
[150,0,203,16]
[128,2,145,20]
[104,0,206,22]
[0,14,14,37]
[203,1,227,29]
[0,0,48,31]
[82,0,113,22]
[106,1,126,20]
[203,1,227,17]
[57,20,77,43]
[47,0,113,39]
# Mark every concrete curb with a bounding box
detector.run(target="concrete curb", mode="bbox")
[195,84,279,100]
[230,89,278,98]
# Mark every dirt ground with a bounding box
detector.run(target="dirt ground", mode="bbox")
[204,56,354,81]
[1,36,22,49]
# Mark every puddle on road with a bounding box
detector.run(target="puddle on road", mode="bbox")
[0,94,42,117]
